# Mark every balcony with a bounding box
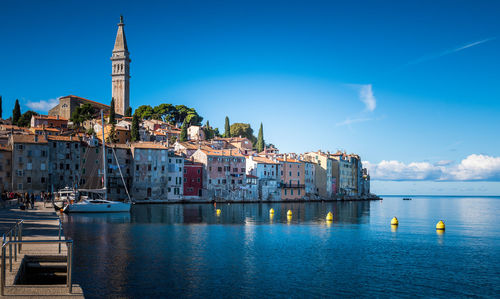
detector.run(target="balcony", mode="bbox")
[280,183,305,189]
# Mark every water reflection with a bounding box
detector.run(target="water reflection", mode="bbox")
[123,201,371,225]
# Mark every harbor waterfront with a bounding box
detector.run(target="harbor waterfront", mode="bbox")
[63,196,500,298]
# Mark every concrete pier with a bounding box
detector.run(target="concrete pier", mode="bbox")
[0,200,84,298]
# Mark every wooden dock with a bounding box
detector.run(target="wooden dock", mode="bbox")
[0,200,84,298]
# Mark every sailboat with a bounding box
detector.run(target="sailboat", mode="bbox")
[64,110,132,213]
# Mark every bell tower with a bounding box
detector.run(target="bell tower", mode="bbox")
[111,15,130,116]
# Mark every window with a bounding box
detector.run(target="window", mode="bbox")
[197,178,200,183]
[66,164,70,170]
[27,163,32,170]
[136,165,139,171]
[27,177,31,183]
[148,165,151,171]
[218,167,222,172]
[298,189,301,195]
[291,189,294,195]
[41,177,46,183]
[231,179,235,184]
[289,171,292,177]
[197,169,200,174]
[241,168,245,173]
[233,168,238,172]
[238,180,242,184]
[222,179,226,184]
[162,166,165,172]
[18,183,23,190]
[41,163,46,171]
[297,172,300,177]
[184,177,187,183]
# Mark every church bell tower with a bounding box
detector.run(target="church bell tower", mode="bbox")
[111,15,130,116]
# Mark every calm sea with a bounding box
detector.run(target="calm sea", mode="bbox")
[63,196,500,298]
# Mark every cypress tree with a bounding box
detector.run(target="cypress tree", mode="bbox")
[12,99,21,125]
[125,107,132,117]
[179,120,188,142]
[256,122,265,152]
[131,114,140,142]
[224,116,230,138]
[0,95,2,119]
[109,98,116,124]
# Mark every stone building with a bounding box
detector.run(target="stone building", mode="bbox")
[303,160,316,197]
[9,135,50,193]
[47,136,82,191]
[131,142,183,201]
[0,145,12,192]
[111,16,131,116]
[48,95,110,120]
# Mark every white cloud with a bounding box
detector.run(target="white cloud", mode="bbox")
[359,84,376,112]
[406,37,496,66]
[365,154,500,181]
[447,154,500,181]
[25,98,59,112]
[336,117,373,127]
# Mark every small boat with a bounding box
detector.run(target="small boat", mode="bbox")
[403,197,412,200]
[53,187,77,210]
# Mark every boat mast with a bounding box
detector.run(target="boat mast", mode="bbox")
[101,110,108,200]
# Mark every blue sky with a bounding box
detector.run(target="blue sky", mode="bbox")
[1,0,500,195]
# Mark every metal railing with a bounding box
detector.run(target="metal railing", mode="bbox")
[1,220,23,271]
[1,239,73,295]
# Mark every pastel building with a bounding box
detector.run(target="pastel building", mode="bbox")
[245,155,281,200]
[278,157,305,200]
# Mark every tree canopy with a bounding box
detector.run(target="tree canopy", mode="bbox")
[224,116,231,138]
[17,110,38,128]
[131,114,140,142]
[70,103,96,126]
[230,123,257,145]
[125,107,132,117]
[179,120,188,142]
[133,103,203,126]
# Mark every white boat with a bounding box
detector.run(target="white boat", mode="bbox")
[64,110,132,213]
[64,199,130,213]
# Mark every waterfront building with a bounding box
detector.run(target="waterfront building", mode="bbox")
[245,155,281,200]
[111,16,131,116]
[330,152,356,196]
[278,157,305,200]
[245,175,259,200]
[0,145,12,192]
[9,135,49,193]
[303,160,317,197]
[167,152,184,200]
[303,151,335,199]
[131,142,183,201]
[183,160,203,198]
[106,144,133,201]
[47,136,82,191]
[191,149,246,200]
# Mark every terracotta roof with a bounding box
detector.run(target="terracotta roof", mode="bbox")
[60,95,111,108]
[199,149,245,157]
[131,142,169,149]
[12,135,48,144]
[47,136,81,142]
[277,158,302,163]
[251,156,279,164]
[246,175,258,179]
[34,115,68,121]
[32,127,60,132]
[0,145,11,151]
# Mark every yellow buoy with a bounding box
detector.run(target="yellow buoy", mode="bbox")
[391,225,398,232]
[216,209,221,216]
[287,210,292,217]
[269,208,275,214]
[436,220,445,230]
[326,212,333,221]
[391,217,399,225]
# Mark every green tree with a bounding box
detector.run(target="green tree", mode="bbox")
[17,110,38,127]
[12,99,21,125]
[230,123,257,144]
[109,98,116,124]
[179,120,188,142]
[224,116,230,138]
[125,107,132,117]
[131,114,140,142]
[134,105,154,120]
[152,103,175,121]
[203,120,214,140]
[0,95,3,119]
[256,123,265,152]
[70,103,96,127]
